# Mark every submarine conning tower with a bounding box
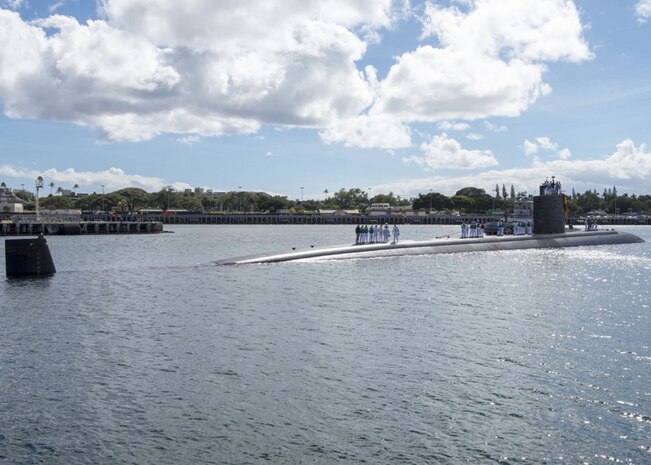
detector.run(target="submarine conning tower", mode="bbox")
[533,177,566,234]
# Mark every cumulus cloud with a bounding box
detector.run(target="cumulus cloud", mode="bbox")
[0,0,591,149]
[438,120,470,131]
[320,114,412,149]
[370,0,592,128]
[484,121,508,133]
[1,0,23,9]
[0,1,396,142]
[404,133,499,169]
[524,139,539,156]
[0,165,191,192]
[177,135,200,147]
[557,148,572,160]
[636,0,651,22]
[375,139,651,196]
[524,136,571,159]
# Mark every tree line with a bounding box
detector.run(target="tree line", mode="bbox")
[7,184,651,216]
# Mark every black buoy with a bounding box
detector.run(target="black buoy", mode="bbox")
[5,234,56,278]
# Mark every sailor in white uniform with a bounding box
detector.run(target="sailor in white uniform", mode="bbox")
[392,224,400,243]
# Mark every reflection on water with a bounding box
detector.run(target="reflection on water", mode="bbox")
[1,225,650,464]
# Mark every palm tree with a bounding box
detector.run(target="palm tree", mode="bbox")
[56,186,64,196]
[0,182,6,188]
[73,184,79,196]
[49,181,55,195]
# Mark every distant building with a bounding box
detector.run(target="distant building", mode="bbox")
[318,209,360,216]
[366,204,413,216]
[0,186,25,213]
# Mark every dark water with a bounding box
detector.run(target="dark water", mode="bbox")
[1,225,650,464]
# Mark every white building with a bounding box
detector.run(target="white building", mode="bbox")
[0,186,25,213]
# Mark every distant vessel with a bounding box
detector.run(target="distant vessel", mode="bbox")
[216,178,645,265]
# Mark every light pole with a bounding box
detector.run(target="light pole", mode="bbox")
[429,188,433,213]
[35,176,44,220]
[238,186,242,212]
[300,187,304,203]
[101,184,105,213]
[368,187,372,207]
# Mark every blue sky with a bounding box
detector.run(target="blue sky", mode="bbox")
[0,0,650,199]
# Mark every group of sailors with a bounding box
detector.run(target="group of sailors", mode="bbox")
[355,224,400,244]
[512,220,533,235]
[585,219,599,231]
[460,219,533,238]
[542,177,562,195]
[460,221,485,238]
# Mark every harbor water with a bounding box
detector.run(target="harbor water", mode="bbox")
[1,225,650,464]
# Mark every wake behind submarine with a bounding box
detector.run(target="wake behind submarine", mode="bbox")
[216,181,645,265]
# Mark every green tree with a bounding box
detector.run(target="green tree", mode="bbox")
[113,188,152,212]
[450,194,474,213]
[256,193,290,212]
[74,194,103,211]
[40,195,74,209]
[412,192,451,210]
[574,190,602,214]
[331,188,367,210]
[14,189,35,202]
[454,187,493,212]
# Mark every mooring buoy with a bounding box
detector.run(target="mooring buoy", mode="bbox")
[5,234,56,278]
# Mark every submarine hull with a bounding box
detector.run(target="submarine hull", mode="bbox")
[216,230,645,265]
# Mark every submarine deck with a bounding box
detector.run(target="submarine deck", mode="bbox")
[215,229,644,265]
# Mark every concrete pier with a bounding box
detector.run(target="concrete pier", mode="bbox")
[0,221,164,236]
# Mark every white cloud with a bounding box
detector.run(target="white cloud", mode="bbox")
[535,136,558,152]
[636,0,651,22]
[438,120,470,131]
[1,0,23,9]
[524,136,572,159]
[0,0,592,149]
[524,139,539,156]
[375,139,651,197]
[557,148,572,159]
[0,1,397,142]
[177,135,200,147]
[404,133,499,170]
[264,151,273,157]
[49,2,65,13]
[370,0,592,127]
[320,114,412,149]
[484,121,508,132]
[466,133,483,140]
[0,165,191,192]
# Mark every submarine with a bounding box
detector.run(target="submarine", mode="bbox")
[216,181,645,265]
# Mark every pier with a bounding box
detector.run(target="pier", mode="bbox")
[83,212,651,226]
[0,221,164,236]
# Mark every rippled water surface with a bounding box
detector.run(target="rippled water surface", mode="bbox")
[1,225,650,464]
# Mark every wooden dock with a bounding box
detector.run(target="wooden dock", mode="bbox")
[1,221,164,236]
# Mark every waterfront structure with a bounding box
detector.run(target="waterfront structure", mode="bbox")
[0,186,25,213]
